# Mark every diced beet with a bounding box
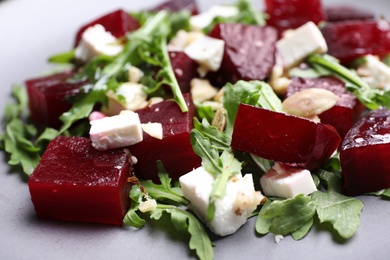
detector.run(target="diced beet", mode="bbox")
[208,23,277,81]
[321,19,390,64]
[340,108,390,195]
[169,51,199,93]
[28,136,132,225]
[231,104,341,170]
[264,0,326,36]
[149,0,199,15]
[130,93,201,182]
[26,71,87,128]
[325,5,375,22]
[286,76,365,137]
[74,9,140,47]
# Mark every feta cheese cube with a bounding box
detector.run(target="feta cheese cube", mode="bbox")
[357,55,390,90]
[179,166,264,236]
[89,111,143,151]
[276,22,328,68]
[260,163,317,198]
[75,24,123,62]
[184,35,225,73]
[103,82,148,116]
[190,5,239,32]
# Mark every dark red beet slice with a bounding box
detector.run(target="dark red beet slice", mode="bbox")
[131,93,201,182]
[264,0,326,36]
[231,104,341,170]
[208,23,277,81]
[325,5,375,22]
[169,51,199,93]
[28,136,132,225]
[149,0,199,15]
[286,76,365,137]
[74,9,140,47]
[321,19,390,64]
[26,71,87,128]
[340,108,390,195]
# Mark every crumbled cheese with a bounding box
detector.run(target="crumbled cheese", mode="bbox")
[141,122,163,140]
[168,30,204,51]
[190,78,219,102]
[89,110,143,151]
[75,24,123,62]
[357,55,390,90]
[102,82,148,115]
[275,235,284,244]
[184,35,225,73]
[260,163,317,198]
[190,5,239,31]
[128,66,144,83]
[179,166,264,236]
[276,22,328,68]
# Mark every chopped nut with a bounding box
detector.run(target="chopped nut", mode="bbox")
[282,88,339,119]
[138,198,157,213]
[190,78,218,102]
[270,65,291,96]
[211,108,227,132]
[128,66,144,83]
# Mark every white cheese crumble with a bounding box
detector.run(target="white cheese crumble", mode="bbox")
[89,110,143,151]
[190,78,219,102]
[184,35,225,74]
[179,166,264,236]
[357,55,390,90]
[75,24,123,62]
[190,5,239,32]
[260,163,317,198]
[276,22,328,68]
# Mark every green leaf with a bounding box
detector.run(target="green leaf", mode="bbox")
[291,218,313,240]
[255,199,272,235]
[123,201,146,228]
[261,195,316,235]
[312,170,364,239]
[48,49,75,64]
[193,118,231,151]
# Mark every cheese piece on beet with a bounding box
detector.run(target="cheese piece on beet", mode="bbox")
[89,110,143,151]
[179,166,264,236]
[260,163,317,198]
[276,22,327,68]
[28,136,133,225]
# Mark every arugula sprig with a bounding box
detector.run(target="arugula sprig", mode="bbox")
[307,54,390,110]
[124,171,213,260]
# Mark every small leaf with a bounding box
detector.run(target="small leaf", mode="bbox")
[255,199,272,235]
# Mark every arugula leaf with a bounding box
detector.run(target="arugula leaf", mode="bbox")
[291,218,313,240]
[140,162,188,205]
[151,205,214,260]
[48,49,75,64]
[193,118,231,151]
[223,80,282,136]
[311,170,364,239]
[307,54,390,110]
[260,194,316,235]
[255,198,272,235]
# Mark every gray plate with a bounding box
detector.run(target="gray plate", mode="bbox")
[1,0,390,259]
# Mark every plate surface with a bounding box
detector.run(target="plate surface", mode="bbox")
[1,0,390,259]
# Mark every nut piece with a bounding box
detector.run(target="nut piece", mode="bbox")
[211,108,227,132]
[190,78,218,102]
[282,88,339,118]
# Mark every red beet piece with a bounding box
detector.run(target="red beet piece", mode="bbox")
[28,136,132,225]
[264,0,326,36]
[286,76,365,138]
[74,9,140,47]
[340,108,390,195]
[169,51,199,93]
[131,93,201,182]
[325,5,375,22]
[149,0,199,15]
[209,23,277,81]
[26,71,87,128]
[321,19,390,64]
[231,104,341,170]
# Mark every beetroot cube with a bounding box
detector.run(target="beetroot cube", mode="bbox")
[131,93,201,182]
[264,0,326,36]
[321,20,390,64]
[209,23,277,81]
[286,76,365,138]
[26,71,86,128]
[325,5,375,22]
[169,51,199,93]
[340,108,390,195]
[149,0,199,15]
[74,9,140,47]
[28,136,132,225]
[231,104,341,170]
